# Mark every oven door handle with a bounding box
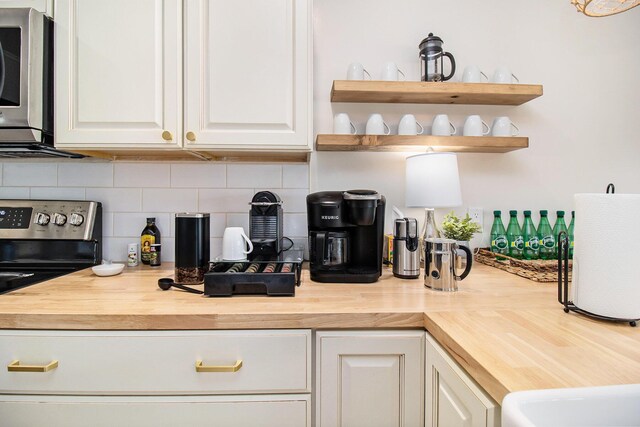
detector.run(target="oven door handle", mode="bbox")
[0,272,35,283]
[0,40,5,100]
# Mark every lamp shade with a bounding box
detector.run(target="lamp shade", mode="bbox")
[405,152,462,208]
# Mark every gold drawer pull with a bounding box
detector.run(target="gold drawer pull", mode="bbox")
[162,130,173,141]
[195,359,242,373]
[8,360,59,373]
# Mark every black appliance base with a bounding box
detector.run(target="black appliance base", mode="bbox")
[310,271,381,283]
[393,272,420,279]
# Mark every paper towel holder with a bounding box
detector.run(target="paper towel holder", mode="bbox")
[558,231,638,327]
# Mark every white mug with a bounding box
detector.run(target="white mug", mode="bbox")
[461,65,488,83]
[398,114,424,135]
[491,116,520,136]
[347,62,371,80]
[463,115,490,136]
[333,113,357,135]
[491,66,520,84]
[222,227,253,261]
[381,62,406,81]
[365,114,391,135]
[432,114,456,136]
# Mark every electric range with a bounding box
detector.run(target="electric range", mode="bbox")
[0,200,102,293]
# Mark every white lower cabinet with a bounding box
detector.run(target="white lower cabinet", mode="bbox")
[425,334,500,427]
[0,329,311,426]
[315,330,425,427]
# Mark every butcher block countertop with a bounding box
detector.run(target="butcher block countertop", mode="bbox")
[1,263,639,403]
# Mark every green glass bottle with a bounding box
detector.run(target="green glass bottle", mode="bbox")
[522,210,539,260]
[490,210,508,259]
[537,210,555,260]
[552,211,568,259]
[506,210,524,259]
[568,211,575,260]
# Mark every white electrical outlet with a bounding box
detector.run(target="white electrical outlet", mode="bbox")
[468,207,483,232]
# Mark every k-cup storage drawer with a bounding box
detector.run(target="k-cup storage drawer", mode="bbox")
[0,330,311,395]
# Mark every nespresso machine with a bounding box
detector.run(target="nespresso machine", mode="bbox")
[249,191,283,260]
[307,190,386,283]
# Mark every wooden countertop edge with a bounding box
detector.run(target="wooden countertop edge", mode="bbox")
[423,312,510,404]
[0,312,427,331]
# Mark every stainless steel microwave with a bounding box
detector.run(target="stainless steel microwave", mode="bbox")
[0,8,81,158]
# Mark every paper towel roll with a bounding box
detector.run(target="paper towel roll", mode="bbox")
[572,193,640,319]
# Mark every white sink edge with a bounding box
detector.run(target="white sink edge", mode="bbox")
[502,383,640,427]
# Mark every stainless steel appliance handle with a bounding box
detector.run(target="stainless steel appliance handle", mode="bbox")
[0,40,5,99]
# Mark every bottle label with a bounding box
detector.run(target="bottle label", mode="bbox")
[141,235,155,261]
[525,237,539,250]
[541,235,555,249]
[492,236,508,250]
[510,236,524,251]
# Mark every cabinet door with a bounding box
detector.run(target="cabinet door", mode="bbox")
[0,394,310,427]
[184,0,311,150]
[54,0,182,149]
[316,330,424,427]
[425,335,499,427]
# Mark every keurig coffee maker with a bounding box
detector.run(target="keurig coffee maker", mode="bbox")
[307,190,386,283]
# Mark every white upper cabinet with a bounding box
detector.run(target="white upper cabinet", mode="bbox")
[184,0,311,150]
[0,0,52,15]
[54,0,182,149]
[53,0,312,155]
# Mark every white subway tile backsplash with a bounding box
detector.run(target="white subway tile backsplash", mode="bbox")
[58,163,113,187]
[199,189,254,213]
[282,164,309,189]
[283,213,307,237]
[3,163,57,187]
[171,164,226,188]
[209,213,227,238]
[86,188,142,212]
[0,187,30,198]
[161,237,174,264]
[30,187,85,200]
[115,163,170,188]
[113,213,171,238]
[227,164,282,188]
[226,213,250,233]
[142,189,197,212]
[263,188,308,212]
[102,237,134,263]
[210,238,223,260]
[102,212,114,237]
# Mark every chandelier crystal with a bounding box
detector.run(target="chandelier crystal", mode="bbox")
[571,0,640,17]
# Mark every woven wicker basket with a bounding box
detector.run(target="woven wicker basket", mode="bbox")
[474,248,572,283]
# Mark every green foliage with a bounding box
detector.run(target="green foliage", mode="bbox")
[442,212,482,241]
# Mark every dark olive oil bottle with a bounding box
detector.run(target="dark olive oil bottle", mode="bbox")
[141,217,161,265]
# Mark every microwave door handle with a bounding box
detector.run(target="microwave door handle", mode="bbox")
[0,40,5,99]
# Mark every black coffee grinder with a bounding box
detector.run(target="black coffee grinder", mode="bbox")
[249,191,283,260]
[307,190,386,283]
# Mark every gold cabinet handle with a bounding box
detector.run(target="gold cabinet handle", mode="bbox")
[8,360,58,373]
[162,130,173,141]
[195,359,242,373]
[186,131,196,142]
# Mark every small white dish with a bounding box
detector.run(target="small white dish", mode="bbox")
[92,263,125,277]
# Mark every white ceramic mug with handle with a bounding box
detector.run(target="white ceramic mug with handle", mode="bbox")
[491,116,520,136]
[347,62,371,80]
[463,115,490,136]
[491,66,520,84]
[398,114,424,135]
[366,114,391,135]
[222,227,253,261]
[461,65,489,83]
[333,113,357,135]
[381,62,406,81]
[432,114,456,136]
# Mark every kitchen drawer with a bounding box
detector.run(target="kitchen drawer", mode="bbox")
[0,330,311,395]
[0,394,310,427]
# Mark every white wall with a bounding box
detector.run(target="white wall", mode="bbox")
[311,0,640,245]
[0,162,309,262]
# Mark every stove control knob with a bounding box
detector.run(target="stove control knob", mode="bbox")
[34,212,50,226]
[52,213,67,226]
[69,213,84,227]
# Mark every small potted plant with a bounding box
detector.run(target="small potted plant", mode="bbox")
[442,212,482,268]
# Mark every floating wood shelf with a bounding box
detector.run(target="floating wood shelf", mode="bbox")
[331,80,543,105]
[316,134,528,153]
